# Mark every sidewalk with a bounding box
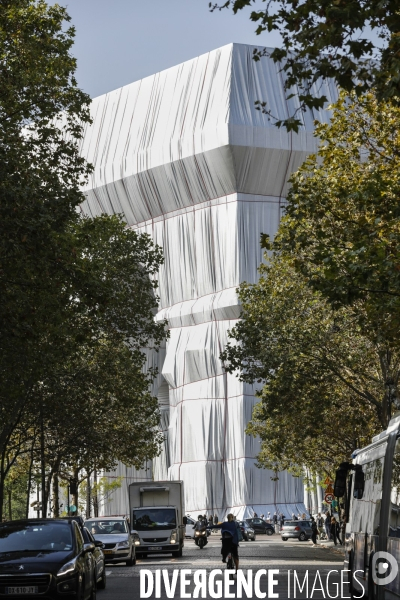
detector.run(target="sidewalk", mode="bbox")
[309,539,345,556]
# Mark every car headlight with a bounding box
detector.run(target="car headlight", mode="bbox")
[116,541,129,548]
[170,530,177,544]
[57,558,78,577]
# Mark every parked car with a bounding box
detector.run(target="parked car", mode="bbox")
[84,516,136,566]
[245,518,274,535]
[237,521,256,541]
[0,518,96,599]
[64,517,106,589]
[281,520,313,541]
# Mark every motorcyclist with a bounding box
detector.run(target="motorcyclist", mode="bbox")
[193,515,207,532]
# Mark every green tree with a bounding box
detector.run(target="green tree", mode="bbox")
[274,91,400,422]
[210,0,400,129]
[0,2,167,518]
[221,254,382,474]
[0,0,91,485]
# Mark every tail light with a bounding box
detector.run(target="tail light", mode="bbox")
[294,526,300,531]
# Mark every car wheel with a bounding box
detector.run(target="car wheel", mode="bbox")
[97,568,106,590]
[126,552,135,566]
[282,537,288,541]
[173,547,183,557]
[299,532,306,541]
[251,536,256,541]
[266,529,273,536]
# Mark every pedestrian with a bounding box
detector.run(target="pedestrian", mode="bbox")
[254,512,258,518]
[310,517,318,546]
[331,517,342,545]
[267,511,271,522]
[273,512,278,525]
[292,513,298,520]
[260,513,264,520]
[325,511,332,540]
[316,513,325,539]
[213,513,218,526]
[208,515,213,527]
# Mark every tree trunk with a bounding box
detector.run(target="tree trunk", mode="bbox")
[52,471,59,517]
[25,439,35,518]
[86,470,91,519]
[8,489,12,521]
[93,468,98,517]
[40,408,46,518]
[72,467,79,514]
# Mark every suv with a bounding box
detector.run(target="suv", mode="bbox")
[0,518,96,599]
[84,516,136,566]
[281,520,313,541]
[245,518,274,535]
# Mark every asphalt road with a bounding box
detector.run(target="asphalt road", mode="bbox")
[96,534,348,600]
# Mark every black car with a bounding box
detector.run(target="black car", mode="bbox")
[0,518,96,599]
[237,521,256,541]
[245,518,274,535]
[64,517,106,589]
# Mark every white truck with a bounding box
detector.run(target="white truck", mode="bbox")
[128,481,186,558]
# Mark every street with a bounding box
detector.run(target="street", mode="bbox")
[98,534,348,599]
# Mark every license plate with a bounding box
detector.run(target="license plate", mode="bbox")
[103,550,113,555]
[6,587,38,594]
[148,546,162,551]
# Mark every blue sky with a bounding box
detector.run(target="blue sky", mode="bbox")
[61,0,282,98]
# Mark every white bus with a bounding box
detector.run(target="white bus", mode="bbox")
[334,413,400,599]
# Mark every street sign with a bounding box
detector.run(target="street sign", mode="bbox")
[325,484,334,494]
[324,493,334,504]
[322,476,333,486]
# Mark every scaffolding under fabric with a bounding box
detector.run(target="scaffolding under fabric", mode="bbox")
[80,43,337,520]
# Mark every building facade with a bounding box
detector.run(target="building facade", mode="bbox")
[79,43,337,519]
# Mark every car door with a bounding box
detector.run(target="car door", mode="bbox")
[75,523,93,598]
[84,528,102,583]
[252,519,263,533]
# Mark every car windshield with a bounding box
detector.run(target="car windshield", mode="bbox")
[131,509,176,531]
[284,521,298,526]
[85,520,128,535]
[0,522,72,553]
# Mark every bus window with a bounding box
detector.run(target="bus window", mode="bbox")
[389,439,400,537]
[352,457,384,535]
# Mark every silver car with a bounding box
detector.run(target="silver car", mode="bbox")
[85,516,136,565]
[281,520,313,541]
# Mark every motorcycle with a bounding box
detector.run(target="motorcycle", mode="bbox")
[194,528,208,549]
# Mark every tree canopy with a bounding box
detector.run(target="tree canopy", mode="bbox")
[222,91,400,473]
[210,0,400,130]
[221,254,381,474]
[0,1,167,518]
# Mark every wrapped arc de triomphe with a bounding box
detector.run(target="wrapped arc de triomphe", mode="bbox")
[79,43,337,519]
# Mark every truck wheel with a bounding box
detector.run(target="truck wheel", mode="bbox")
[173,547,183,557]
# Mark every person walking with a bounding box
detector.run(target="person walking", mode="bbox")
[310,517,319,546]
[213,513,218,526]
[331,516,342,545]
[316,513,325,539]
[325,511,332,541]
